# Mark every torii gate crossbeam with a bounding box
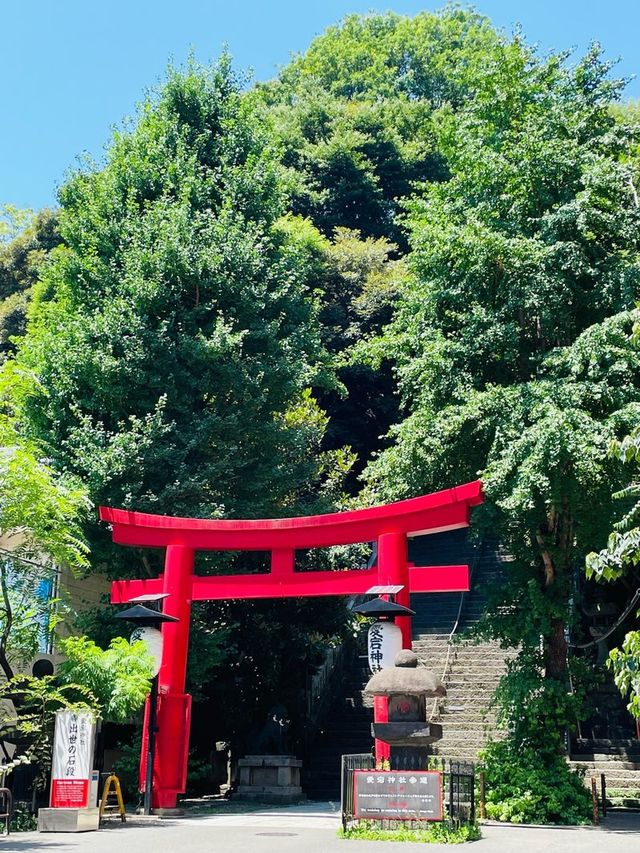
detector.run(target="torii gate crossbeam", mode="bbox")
[100,479,483,809]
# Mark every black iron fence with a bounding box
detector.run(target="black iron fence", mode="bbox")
[341,753,375,831]
[341,753,475,831]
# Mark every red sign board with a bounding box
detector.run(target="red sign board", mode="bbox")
[353,770,443,821]
[50,779,90,809]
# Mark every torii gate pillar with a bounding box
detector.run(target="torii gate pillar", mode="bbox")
[374,531,410,765]
[151,545,195,809]
[377,532,411,648]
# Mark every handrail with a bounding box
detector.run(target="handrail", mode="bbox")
[428,539,485,721]
[0,787,12,835]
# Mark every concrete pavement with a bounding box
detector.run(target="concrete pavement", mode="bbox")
[5,802,640,852]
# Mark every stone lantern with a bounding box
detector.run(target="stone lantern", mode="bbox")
[364,649,445,768]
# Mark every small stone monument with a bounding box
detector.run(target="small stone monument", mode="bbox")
[234,705,305,804]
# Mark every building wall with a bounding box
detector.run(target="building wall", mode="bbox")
[56,565,111,639]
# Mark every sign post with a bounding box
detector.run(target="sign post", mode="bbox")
[38,710,99,833]
[353,769,443,821]
[50,710,96,808]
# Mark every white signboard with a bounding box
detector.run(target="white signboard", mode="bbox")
[50,710,96,808]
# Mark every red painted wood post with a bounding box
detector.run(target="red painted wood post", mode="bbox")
[154,544,194,809]
[160,544,194,691]
[378,532,411,649]
[373,695,390,766]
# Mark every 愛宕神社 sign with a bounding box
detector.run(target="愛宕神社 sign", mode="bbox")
[353,770,443,821]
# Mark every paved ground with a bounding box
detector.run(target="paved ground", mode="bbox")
[6,802,640,852]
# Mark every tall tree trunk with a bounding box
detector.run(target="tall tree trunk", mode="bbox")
[544,617,568,681]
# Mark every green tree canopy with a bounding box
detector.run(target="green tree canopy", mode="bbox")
[13,59,334,549]
[0,208,60,359]
[361,37,640,762]
[58,636,153,723]
[257,9,506,245]
[6,59,353,756]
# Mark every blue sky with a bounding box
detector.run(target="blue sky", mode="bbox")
[3,1,639,211]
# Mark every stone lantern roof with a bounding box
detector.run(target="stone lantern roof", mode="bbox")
[364,649,446,698]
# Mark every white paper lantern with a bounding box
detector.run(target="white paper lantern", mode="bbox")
[367,620,402,673]
[131,626,164,676]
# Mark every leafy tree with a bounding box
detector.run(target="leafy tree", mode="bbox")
[0,208,60,359]
[0,378,89,680]
[57,636,153,723]
[262,9,638,486]
[8,59,353,757]
[361,34,640,776]
[13,58,335,560]
[0,206,34,243]
[257,9,507,243]
[276,218,404,487]
[587,422,640,720]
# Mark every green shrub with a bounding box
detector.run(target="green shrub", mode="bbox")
[340,820,481,843]
[481,741,592,825]
[10,803,38,833]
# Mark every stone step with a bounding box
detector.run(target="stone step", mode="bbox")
[572,753,640,763]
[419,655,510,662]
[582,777,640,790]
[575,739,640,750]
[412,640,509,661]
[571,760,640,771]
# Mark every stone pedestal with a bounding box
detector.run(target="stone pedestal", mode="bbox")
[234,755,305,804]
[38,807,100,832]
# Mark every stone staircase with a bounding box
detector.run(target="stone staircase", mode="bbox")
[569,683,640,810]
[570,742,640,810]
[413,635,512,759]
[410,530,514,760]
[302,651,372,801]
[560,654,640,810]
[302,530,512,798]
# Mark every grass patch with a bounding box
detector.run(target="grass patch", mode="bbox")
[340,821,481,843]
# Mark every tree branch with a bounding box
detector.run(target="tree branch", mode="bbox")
[0,563,14,680]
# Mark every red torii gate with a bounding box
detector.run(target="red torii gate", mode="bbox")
[101,479,483,809]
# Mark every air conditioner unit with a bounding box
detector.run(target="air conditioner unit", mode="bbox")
[9,652,63,679]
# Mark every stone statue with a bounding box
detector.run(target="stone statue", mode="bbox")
[252,704,290,755]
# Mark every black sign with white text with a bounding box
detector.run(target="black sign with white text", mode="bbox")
[353,770,443,821]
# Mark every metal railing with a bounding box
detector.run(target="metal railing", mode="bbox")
[0,787,13,835]
[341,753,376,831]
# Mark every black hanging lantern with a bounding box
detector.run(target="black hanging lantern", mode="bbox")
[351,597,415,619]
